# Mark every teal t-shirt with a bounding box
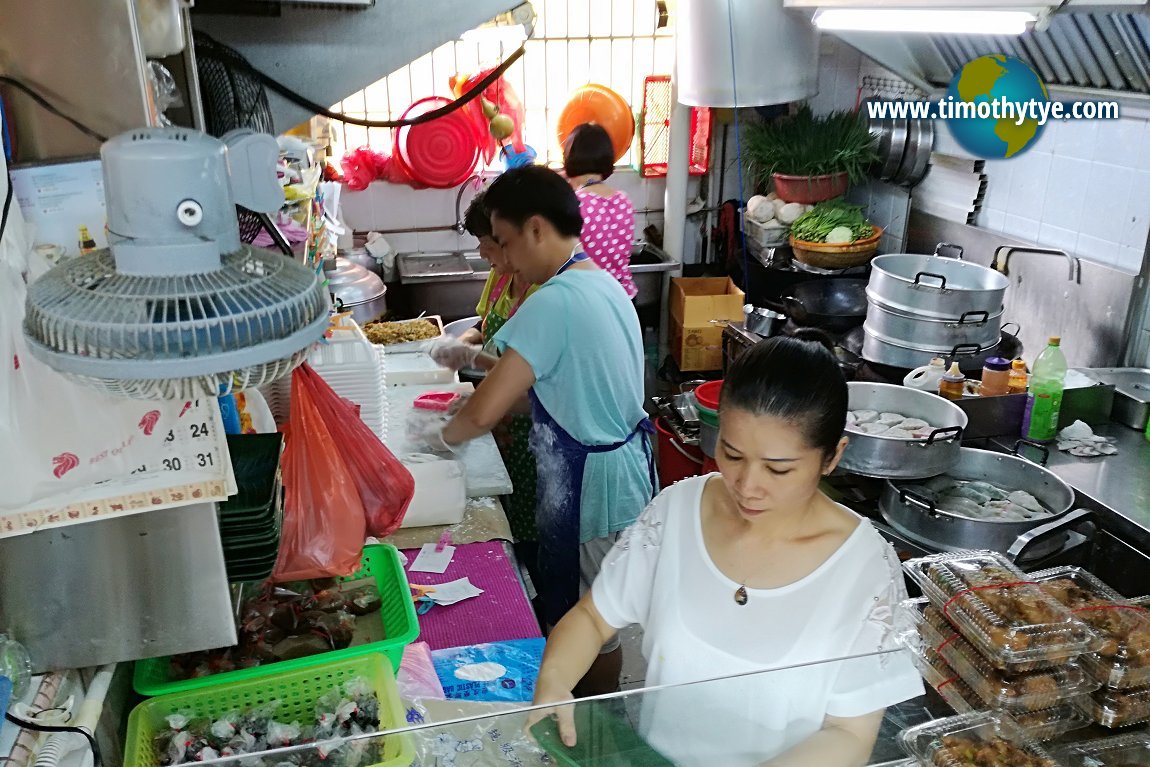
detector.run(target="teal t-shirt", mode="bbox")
[494,268,654,541]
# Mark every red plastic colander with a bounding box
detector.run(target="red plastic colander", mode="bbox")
[394,97,481,189]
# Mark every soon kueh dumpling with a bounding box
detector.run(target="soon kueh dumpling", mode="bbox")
[845,410,938,438]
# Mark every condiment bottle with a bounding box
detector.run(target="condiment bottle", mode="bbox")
[1007,359,1029,394]
[903,358,947,392]
[938,362,966,401]
[1022,337,1068,443]
[980,357,1011,397]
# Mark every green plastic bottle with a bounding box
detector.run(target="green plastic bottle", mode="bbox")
[1021,336,1067,443]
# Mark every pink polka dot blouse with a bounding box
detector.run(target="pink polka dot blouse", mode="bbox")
[576,189,637,299]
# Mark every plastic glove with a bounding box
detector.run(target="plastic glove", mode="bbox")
[405,411,458,455]
[428,336,481,372]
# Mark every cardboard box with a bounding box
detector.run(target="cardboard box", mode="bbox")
[670,277,745,372]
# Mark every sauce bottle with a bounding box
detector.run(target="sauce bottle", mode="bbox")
[1007,359,1029,394]
[938,362,965,401]
[980,357,1011,397]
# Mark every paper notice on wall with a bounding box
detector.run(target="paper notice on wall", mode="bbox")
[10,158,107,260]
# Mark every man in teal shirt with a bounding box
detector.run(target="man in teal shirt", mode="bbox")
[435,165,656,696]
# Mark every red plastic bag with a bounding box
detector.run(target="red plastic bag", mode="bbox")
[273,366,367,581]
[300,365,415,538]
[274,365,414,580]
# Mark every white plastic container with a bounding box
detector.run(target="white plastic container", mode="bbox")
[903,357,947,392]
[134,0,185,58]
[400,456,467,528]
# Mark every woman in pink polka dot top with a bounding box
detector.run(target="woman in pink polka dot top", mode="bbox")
[563,123,637,299]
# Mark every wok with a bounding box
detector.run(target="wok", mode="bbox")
[764,278,868,332]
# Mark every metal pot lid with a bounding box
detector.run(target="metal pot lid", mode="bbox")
[905,117,935,187]
[324,256,386,303]
[881,115,909,181]
[864,295,1005,323]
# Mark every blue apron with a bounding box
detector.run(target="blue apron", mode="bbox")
[529,388,656,628]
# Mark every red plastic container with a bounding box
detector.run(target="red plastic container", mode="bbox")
[771,172,849,204]
[694,380,723,412]
[655,417,704,487]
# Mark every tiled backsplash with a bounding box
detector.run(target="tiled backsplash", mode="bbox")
[958,115,1150,276]
[339,170,681,254]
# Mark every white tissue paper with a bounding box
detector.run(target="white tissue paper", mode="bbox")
[1056,420,1118,457]
[365,233,396,281]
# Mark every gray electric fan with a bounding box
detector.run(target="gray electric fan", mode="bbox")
[22,127,331,400]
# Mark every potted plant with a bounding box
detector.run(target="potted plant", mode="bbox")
[745,105,878,204]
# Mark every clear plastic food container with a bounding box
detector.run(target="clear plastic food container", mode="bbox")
[898,711,1061,767]
[904,550,1096,671]
[1030,566,1150,690]
[918,605,1098,712]
[1088,685,1150,728]
[1054,731,1150,766]
[898,599,1091,741]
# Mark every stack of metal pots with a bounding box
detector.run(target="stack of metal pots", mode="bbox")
[861,244,1013,370]
[837,381,1080,559]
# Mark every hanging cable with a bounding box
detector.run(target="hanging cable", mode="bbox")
[0,77,108,143]
[4,713,101,767]
[195,32,527,129]
[725,0,751,295]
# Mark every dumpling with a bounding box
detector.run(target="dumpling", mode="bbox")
[923,476,958,494]
[1006,491,1045,514]
[883,428,915,440]
[851,410,878,425]
[878,412,906,426]
[899,418,930,431]
[937,497,987,518]
[859,422,890,435]
[947,482,993,505]
[845,411,857,425]
[967,481,1009,502]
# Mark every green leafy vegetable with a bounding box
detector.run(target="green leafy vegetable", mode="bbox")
[790,199,875,244]
[744,105,878,190]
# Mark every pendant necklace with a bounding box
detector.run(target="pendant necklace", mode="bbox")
[734,585,749,606]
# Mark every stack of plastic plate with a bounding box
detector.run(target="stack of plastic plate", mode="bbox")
[220,433,283,582]
[308,320,387,438]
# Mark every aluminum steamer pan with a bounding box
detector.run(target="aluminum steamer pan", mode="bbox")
[868,254,1009,320]
[839,382,967,479]
[879,447,1075,553]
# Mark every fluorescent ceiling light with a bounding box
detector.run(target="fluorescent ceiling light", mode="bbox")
[813,9,1037,35]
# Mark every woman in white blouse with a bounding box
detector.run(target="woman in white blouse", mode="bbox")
[530,329,924,767]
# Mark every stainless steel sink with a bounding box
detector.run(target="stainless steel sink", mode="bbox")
[397,243,678,323]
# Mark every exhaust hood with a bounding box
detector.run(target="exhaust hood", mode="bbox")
[784,1,1150,101]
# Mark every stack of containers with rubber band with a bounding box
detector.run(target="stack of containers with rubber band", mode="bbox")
[898,550,1150,736]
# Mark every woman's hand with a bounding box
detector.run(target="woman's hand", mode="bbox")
[428,336,481,371]
[526,684,578,747]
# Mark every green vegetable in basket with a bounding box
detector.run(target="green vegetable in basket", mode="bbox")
[790,200,876,244]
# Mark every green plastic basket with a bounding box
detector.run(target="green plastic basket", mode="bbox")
[133,544,419,697]
[124,654,414,767]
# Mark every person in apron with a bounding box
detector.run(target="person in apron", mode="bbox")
[429,166,656,696]
[526,331,924,765]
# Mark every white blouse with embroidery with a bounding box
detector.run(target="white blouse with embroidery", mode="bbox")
[591,474,924,767]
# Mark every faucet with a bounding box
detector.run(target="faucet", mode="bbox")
[992,245,1081,284]
[454,174,484,235]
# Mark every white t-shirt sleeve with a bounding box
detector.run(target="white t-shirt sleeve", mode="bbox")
[825,539,925,718]
[591,488,673,630]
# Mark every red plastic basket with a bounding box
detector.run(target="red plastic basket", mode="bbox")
[639,75,712,178]
[394,96,481,189]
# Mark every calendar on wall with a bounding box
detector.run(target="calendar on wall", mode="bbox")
[1,398,236,538]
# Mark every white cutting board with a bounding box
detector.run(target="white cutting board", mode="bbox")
[386,383,513,497]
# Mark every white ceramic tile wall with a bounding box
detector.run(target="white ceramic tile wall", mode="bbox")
[339,169,679,253]
[966,115,1150,275]
[809,37,863,116]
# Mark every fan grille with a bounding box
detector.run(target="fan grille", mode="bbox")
[24,246,330,399]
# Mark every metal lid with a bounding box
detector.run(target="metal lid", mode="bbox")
[324,256,386,305]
